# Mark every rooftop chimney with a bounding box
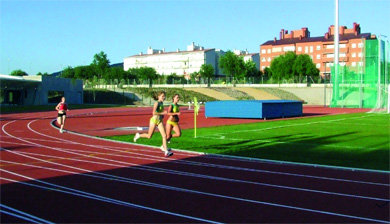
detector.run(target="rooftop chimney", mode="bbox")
[325,33,329,40]
[274,37,277,42]
[280,29,285,40]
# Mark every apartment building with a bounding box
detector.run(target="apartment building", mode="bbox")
[233,49,260,70]
[260,23,376,77]
[123,42,225,77]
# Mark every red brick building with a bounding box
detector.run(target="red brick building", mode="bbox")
[260,23,376,77]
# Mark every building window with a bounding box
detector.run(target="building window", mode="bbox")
[358,62,363,66]
[326,45,334,49]
[267,49,271,53]
[352,62,357,67]
[358,43,363,48]
[267,57,271,62]
[262,57,266,62]
[261,49,266,54]
[261,66,265,70]
[340,62,346,66]
[316,54,321,59]
[358,52,362,57]
[326,54,334,58]
[340,53,346,57]
[316,45,321,50]
[283,46,295,52]
[305,46,308,53]
[272,47,282,53]
[352,53,356,58]
[340,44,346,48]
[298,47,302,52]
[316,63,321,68]
[310,46,313,53]
[352,43,357,48]
[326,62,334,67]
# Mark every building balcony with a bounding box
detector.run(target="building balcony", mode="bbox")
[322,47,349,54]
[322,57,349,63]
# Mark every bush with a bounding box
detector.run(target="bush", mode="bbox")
[84,89,134,104]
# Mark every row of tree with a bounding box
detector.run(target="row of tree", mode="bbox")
[270,51,319,81]
[9,50,319,86]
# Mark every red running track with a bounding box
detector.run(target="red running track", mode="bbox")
[0,107,389,223]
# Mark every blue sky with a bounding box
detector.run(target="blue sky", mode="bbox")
[1,0,389,75]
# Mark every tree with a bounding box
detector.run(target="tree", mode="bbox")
[219,51,245,82]
[10,69,27,76]
[36,72,50,76]
[91,51,110,79]
[190,71,201,83]
[199,64,215,87]
[60,66,75,79]
[263,67,272,77]
[136,67,159,88]
[74,65,96,80]
[105,67,126,81]
[244,60,260,77]
[293,54,319,82]
[125,68,139,82]
[270,52,297,81]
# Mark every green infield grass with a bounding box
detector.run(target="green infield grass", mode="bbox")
[105,112,390,171]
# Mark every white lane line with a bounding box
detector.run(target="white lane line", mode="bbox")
[0,204,54,224]
[0,172,220,224]
[3,153,389,203]
[12,119,390,186]
[46,119,390,184]
[1,164,388,224]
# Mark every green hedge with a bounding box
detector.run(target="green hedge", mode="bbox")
[84,89,134,104]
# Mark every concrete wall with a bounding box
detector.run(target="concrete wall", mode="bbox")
[279,86,332,106]
[40,76,83,104]
[21,76,83,105]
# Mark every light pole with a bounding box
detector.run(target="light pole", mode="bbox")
[334,0,340,102]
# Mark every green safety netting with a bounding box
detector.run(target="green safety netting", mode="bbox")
[331,39,389,109]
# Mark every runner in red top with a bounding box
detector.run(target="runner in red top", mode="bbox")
[55,97,69,133]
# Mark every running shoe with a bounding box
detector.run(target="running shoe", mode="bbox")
[133,133,140,142]
[165,150,173,157]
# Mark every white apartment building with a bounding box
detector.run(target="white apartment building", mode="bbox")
[233,49,260,70]
[124,42,224,76]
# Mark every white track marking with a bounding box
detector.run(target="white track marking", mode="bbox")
[0,172,220,224]
[4,120,387,186]
[1,163,388,223]
[3,152,389,202]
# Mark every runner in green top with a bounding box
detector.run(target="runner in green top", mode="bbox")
[134,91,173,157]
[166,94,181,143]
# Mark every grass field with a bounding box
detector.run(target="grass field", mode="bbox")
[105,112,390,171]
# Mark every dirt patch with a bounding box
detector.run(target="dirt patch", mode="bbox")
[235,87,279,100]
[185,88,235,100]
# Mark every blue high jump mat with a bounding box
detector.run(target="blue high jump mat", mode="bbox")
[205,100,303,119]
